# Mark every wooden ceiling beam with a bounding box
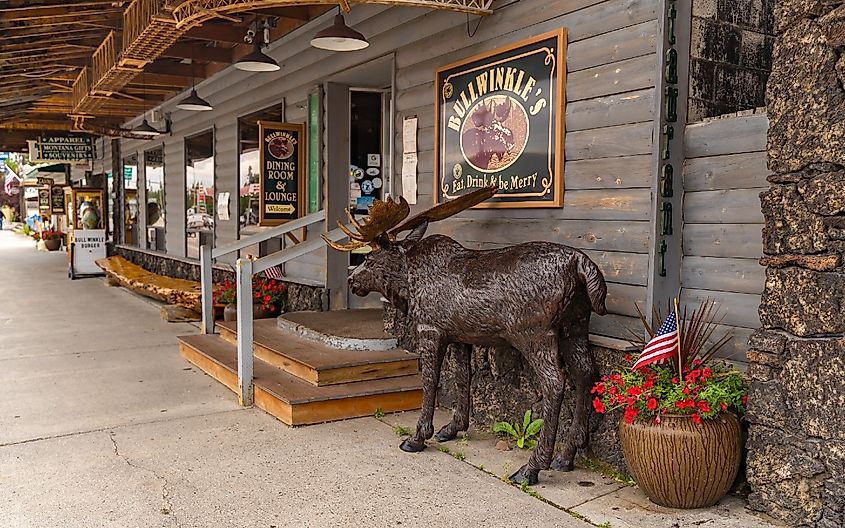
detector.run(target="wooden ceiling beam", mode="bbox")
[0,6,124,22]
[250,6,312,20]
[1,12,122,28]
[186,24,250,44]
[161,42,234,63]
[143,60,209,79]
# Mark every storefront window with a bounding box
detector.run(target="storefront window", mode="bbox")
[349,90,384,214]
[144,146,165,251]
[185,130,215,260]
[122,154,139,246]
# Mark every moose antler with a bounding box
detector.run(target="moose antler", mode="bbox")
[323,196,411,252]
[390,186,497,236]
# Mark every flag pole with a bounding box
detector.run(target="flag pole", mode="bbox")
[674,297,683,380]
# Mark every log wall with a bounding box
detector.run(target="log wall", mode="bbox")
[681,111,768,363]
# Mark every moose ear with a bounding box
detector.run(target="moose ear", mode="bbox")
[406,220,429,243]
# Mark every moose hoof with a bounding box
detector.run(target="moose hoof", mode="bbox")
[399,437,426,453]
[434,425,458,443]
[550,457,575,472]
[509,465,539,486]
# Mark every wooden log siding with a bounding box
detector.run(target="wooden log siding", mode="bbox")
[114,0,661,336]
[681,113,769,363]
[400,0,660,339]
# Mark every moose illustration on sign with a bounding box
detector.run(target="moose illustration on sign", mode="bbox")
[323,187,608,485]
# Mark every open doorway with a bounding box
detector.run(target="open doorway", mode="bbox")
[325,54,393,309]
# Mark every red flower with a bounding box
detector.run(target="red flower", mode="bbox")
[675,399,695,410]
[624,354,632,363]
[702,368,712,379]
[264,295,271,302]
[697,401,710,413]
[741,395,748,406]
[682,387,690,395]
[590,384,605,395]
[672,377,679,384]
[647,398,658,411]
[692,359,702,367]
[720,402,728,411]
[642,377,654,390]
[592,397,605,414]
[627,396,634,405]
[626,386,641,397]
[685,369,701,382]
[691,413,701,425]
[624,406,638,424]
[609,386,618,396]
[611,374,623,386]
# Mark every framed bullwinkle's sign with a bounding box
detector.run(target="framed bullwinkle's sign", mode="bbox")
[258,121,306,226]
[435,29,566,208]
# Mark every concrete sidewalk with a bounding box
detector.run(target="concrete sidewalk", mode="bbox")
[0,230,588,527]
[0,230,779,528]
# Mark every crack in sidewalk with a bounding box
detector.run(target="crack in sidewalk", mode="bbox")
[108,431,180,528]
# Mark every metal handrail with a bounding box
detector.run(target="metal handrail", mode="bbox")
[199,209,326,334]
[233,225,347,405]
[211,209,325,259]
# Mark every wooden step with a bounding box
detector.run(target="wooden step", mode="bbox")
[178,334,422,426]
[216,319,419,386]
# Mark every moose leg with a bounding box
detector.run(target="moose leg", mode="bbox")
[551,335,596,472]
[435,343,472,442]
[400,330,447,453]
[509,333,565,486]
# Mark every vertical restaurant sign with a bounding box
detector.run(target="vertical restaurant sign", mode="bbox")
[258,121,305,226]
[51,186,65,214]
[38,188,50,212]
[435,29,566,208]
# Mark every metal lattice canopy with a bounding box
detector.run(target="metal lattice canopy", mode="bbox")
[171,0,492,29]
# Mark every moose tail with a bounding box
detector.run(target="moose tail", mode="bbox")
[575,251,608,316]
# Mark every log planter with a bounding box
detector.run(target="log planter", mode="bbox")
[618,413,741,509]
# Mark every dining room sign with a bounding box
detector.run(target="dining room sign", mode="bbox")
[435,29,566,208]
[258,121,305,226]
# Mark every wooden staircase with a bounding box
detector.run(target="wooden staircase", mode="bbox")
[178,310,422,426]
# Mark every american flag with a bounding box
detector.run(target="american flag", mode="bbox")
[262,265,285,280]
[632,312,679,371]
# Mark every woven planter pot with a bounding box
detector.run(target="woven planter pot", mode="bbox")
[618,413,741,509]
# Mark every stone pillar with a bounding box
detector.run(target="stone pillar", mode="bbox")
[747,3,845,526]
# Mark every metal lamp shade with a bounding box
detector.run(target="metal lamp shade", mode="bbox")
[176,88,213,111]
[132,119,161,137]
[235,42,280,72]
[310,14,369,51]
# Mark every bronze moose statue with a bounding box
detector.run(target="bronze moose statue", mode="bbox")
[324,187,607,485]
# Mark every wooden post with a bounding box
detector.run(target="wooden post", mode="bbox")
[236,256,254,406]
[324,82,350,311]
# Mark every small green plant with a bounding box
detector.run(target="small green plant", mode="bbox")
[373,408,385,419]
[393,424,412,437]
[597,522,612,528]
[436,445,450,454]
[493,409,543,449]
[452,451,465,461]
[518,481,541,498]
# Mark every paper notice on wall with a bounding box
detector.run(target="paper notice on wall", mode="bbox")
[402,116,418,154]
[401,152,418,205]
[217,192,230,221]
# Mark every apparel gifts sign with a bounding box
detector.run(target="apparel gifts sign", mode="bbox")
[435,30,566,208]
[258,121,305,226]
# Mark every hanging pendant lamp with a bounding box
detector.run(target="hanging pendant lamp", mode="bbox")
[235,40,280,72]
[132,73,161,137]
[132,118,161,137]
[177,53,213,111]
[177,88,213,111]
[311,13,369,52]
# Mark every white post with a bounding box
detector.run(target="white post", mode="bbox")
[200,244,214,335]
[236,257,254,406]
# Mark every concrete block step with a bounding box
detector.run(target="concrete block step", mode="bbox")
[216,319,419,386]
[178,334,422,426]
[277,309,396,351]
